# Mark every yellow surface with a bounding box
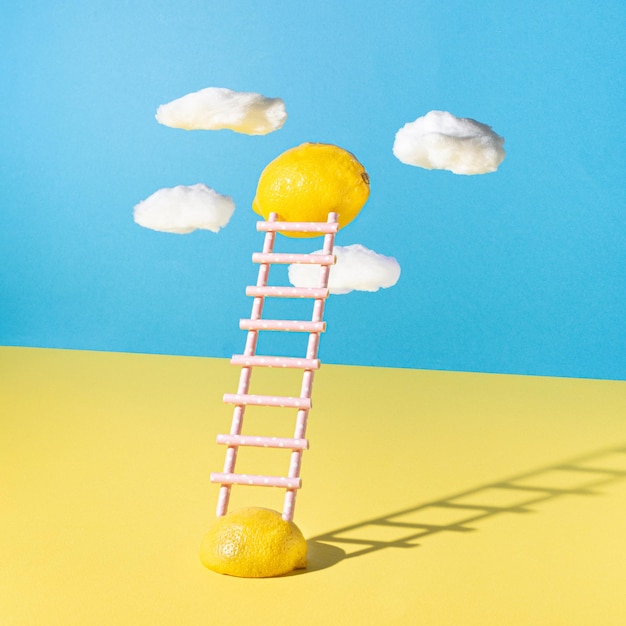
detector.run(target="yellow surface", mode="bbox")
[2,346,626,625]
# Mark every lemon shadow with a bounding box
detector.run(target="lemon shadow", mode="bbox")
[282,541,346,577]
[305,540,347,572]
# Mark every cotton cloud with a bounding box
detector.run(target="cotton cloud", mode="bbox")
[393,110,505,175]
[288,244,401,295]
[133,184,235,234]
[155,87,287,135]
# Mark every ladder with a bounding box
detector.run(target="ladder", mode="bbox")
[211,211,338,522]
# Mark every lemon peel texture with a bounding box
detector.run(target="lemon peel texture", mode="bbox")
[200,507,307,578]
[252,142,370,237]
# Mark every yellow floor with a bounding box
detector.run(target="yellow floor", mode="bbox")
[2,346,626,625]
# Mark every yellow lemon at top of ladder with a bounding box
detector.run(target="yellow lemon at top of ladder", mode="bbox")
[200,507,307,577]
[252,142,370,237]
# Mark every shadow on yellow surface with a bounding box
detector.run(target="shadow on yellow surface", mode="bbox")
[3,348,626,625]
[304,444,626,568]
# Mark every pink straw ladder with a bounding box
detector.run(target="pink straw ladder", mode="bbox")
[211,212,338,521]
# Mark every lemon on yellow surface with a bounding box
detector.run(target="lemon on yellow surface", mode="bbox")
[200,507,307,577]
[252,142,370,237]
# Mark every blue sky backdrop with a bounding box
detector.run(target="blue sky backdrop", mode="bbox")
[1,1,625,379]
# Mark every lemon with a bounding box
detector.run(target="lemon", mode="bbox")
[252,142,370,237]
[199,507,307,577]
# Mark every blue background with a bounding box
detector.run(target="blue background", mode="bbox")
[1,1,625,380]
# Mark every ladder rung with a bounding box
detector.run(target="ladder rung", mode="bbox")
[211,472,302,489]
[252,252,335,265]
[240,319,326,333]
[231,355,320,369]
[246,286,329,299]
[216,434,309,450]
[257,220,339,234]
[223,393,312,410]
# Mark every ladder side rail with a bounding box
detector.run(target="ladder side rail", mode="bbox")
[282,211,338,521]
[216,212,278,517]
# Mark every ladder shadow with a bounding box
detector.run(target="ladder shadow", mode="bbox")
[301,444,626,573]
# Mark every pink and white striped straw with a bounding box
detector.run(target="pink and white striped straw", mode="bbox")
[213,211,339,523]
[214,213,278,517]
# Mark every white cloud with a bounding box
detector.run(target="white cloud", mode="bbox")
[155,87,287,135]
[288,244,401,295]
[133,184,235,234]
[393,110,505,175]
